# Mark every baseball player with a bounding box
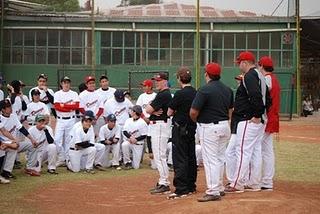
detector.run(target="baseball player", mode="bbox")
[67,111,97,173]
[0,99,39,178]
[146,72,172,194]
[225,51,270,193]
[23,89,50,126]
[98,114,121,168]
[95,75,116,133]
[122,105,148,170]
[27,114,58,175]
[103,89,133,166]
[258,56,281,191]
[190,63,233,202]
[28,74,55,117]
[8,80,27,121]
[54,76,80,166]
[136,79,157,169]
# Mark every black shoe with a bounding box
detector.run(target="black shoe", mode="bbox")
[1,171,16,179]
[14,161,22,169]
[149,183,160,192]
[150,185,170,194]
[124,162,133,170]
[167,193,188,200]
[47,169,58,175]
[94,164,106,171]
[197,194,221,202]
[111,165,122,170]
[220,191,225,197]
[261,187,273,191]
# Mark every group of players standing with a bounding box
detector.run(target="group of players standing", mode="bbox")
[0,51,280,204]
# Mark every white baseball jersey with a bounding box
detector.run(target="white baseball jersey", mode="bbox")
[122,118,148,142]
[28,86,55,110]
[96,87,116,105]
[24,102,49,124]
[28,125,54,146]
[22,94,30,105]
[79,90,104,115]
[103,98,133,126]
[0,114,23,140]
[0,90,4,101]
[11,96,24,120]
[136,92,157,118]
[99,124,121,142]
[54,89,80,117]
[69,121,95,148]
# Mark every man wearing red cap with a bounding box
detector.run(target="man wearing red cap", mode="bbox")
[225,51,270,193]
[136,79,157,169]
[258,56,280,191]
[190,63,234,202]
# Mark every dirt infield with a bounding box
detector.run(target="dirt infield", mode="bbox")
[25,170,320,214]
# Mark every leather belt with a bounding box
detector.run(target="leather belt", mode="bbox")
[150,120,167,124]
[57,116,75,120]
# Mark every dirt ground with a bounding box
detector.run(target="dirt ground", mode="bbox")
[23,113,320,214]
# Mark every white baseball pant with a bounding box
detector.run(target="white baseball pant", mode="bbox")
[30,144,57,172]
[225,134,237,183]
[67,147,96,172]
[231,121,264,190]
[197,121,230,196]
[261,132,275,188]
[150,121,171,186]
[166,141,173,165]
[195,144,202,166]
[99,143,120,167]
[94,143,106,166]
[122,141,144,169]
[55,118,75,164]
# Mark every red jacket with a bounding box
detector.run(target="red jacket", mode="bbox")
[265,73,281,133]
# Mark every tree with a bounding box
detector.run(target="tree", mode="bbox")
[24,0,80,12]
[120,0,161,6]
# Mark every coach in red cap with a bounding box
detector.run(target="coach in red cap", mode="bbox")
[190,63,234,202]
[258,56,280,191]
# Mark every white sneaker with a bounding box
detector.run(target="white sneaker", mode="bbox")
[0,176,10,184]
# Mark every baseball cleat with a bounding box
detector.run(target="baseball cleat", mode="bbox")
[94,164,106,171]
[47,169,58,175]
[261,187,273,192]
[0,176,10,184]
[244,185,261,192]
[220,191,226,197]
[224,186,244,194]
[167,193,188,200]
[24,169,41,177]
[1,171,16,179]
[197,194,221,202]
[84,169,95,174]
[150,185,170,194]
[149,183,160,192]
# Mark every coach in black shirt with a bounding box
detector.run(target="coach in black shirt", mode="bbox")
[146,72,172,194]
[167,67,197,199]
[190,63,233,202]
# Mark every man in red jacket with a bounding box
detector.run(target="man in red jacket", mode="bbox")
[258,56,281,191]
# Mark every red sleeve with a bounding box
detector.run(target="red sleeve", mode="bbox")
[54,103,70,112]
[64,102,80,111]
[96,108,104,119]
[79,108,85,114]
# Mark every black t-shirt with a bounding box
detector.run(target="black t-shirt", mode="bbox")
[169,86,197,126]
[149,88,172,121]
[191,80,234,123]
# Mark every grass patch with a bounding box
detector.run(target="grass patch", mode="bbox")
[275,141,320,184]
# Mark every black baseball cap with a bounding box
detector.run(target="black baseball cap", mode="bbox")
[151,72,168,81]
[99,75,109,81]
[83,110,95,120]
[31,89,41,96]
[38,73,48,80]
[61,76,71,83]
[106,114,117,122]
[114,89,125,103]
[130,105,143,115]
[0,99,11,111]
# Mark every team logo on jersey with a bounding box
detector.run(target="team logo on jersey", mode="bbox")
[9,125,16,134]
[16,110,21,115]
[114,107,126,117]
[86,100,98,108]
[129,129,139,137]
[31,108,44,116]
[65,99,74,104]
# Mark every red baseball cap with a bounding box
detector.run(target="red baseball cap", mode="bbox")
[205,63,221,76]
[141,79,153,87]
[258,56,274,68]
[85,76,95,83]
[235,51,255,64]
[151,73,168,81]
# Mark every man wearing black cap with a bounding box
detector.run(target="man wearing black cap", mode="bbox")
[166,67,197,199]
[0,99,39,178]
[190,63,234,202]
[8,80,27,121]
[146,72,172,194]
[98,114,121,169]
[67,110,97,173]
[24,89,50,126]
[122,105,148,170]
[28,74,55,117]
[103,89,133,168]
[53,76,80,167]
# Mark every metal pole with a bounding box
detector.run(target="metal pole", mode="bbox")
[195,0,200,89]
[91,0,96,76]
[295,0,301,115]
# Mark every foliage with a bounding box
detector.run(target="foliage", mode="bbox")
[23,0,80,12]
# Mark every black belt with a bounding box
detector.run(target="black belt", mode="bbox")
[150,120,167,124]
[57,116,75,120]
[70,147,77,151]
